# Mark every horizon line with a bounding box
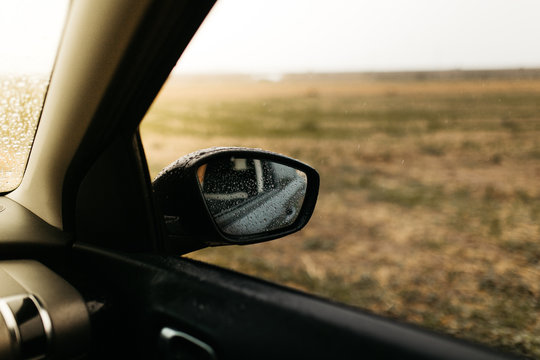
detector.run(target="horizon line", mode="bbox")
[171,67,540,77]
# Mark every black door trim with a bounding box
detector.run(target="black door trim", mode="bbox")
[71,243,519,360]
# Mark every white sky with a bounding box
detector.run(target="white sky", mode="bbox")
[174,0,540,74]
[1,0,539,76]
[0,0,68,75]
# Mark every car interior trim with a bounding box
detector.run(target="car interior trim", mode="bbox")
[1,294,52,359]
[0,298,20,358]
[32,295,54,352]
[0,260,90,359]
[8,0,153,229]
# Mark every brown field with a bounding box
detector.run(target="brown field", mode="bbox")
[141,71,540,358]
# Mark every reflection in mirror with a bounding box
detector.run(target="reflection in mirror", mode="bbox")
[197,157,307,236]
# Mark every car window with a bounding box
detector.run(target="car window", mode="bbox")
[141,1,540,357]
[0,0,68,192]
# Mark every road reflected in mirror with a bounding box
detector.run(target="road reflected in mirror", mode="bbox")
[197,158,307,236]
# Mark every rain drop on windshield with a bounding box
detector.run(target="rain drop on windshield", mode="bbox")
[0,75,48,192]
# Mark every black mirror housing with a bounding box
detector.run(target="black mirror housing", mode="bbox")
[152,147,319,254]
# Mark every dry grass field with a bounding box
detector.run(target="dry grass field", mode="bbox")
[141,70,540,358]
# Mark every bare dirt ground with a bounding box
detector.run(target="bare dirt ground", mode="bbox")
[141,71,540,358]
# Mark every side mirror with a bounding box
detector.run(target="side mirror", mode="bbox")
[152,147,319,254]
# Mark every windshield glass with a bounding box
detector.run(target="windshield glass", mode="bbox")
[0,0,69,192]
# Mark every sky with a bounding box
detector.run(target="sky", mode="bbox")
[174,0,540,74]
[1,0,539,76]
[0,0,68,75]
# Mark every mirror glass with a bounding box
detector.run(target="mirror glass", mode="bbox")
[197,157,307,236]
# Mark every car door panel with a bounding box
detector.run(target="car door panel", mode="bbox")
[69,243,518,360]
